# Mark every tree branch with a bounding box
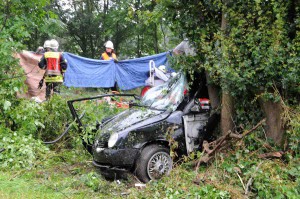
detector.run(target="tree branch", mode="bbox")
[194,118,266,169]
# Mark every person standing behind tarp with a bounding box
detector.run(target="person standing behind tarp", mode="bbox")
[100,40,118,61]
[100,40,118,92]
[38,39,67,100]
[35,46,44,55]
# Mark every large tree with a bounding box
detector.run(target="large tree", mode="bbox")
[154,0,300,145]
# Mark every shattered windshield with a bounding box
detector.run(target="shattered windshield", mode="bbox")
[141,73,187,111]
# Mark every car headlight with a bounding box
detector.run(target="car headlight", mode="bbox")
[108,133,119,148]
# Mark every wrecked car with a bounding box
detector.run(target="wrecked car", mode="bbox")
[67,72,216,183]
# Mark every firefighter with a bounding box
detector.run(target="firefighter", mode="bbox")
[100,40,118,92]
[35,46,44,54]
[38,39,67,100]
[100,40,117,61]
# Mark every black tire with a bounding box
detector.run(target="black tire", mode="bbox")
[97,168,127,181]
[135,144,172,183]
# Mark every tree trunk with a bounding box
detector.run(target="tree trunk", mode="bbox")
[205,71,220,110]
[221,92,235,134]
[258,98,285,145]
[220,0,235,135]
[153,24,159,54]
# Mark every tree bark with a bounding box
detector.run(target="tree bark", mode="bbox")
[258,98,285,145]
[221,92,235,134]
[205,71,220,110]
[153,23,159,54]
[220,0,235,135]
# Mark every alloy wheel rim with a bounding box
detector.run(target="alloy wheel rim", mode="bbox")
[147,151,172,180]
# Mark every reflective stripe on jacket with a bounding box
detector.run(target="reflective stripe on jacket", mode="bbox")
[101,52,117,60]
[45,75,63,83]
[45,52,62,76]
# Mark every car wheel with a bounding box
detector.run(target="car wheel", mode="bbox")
[135,144,172,183]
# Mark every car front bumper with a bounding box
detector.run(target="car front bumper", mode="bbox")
[92,147,139,170]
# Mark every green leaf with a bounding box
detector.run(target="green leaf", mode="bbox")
[3,101,11,110]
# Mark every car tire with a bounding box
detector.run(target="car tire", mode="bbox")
[135,144,172,183]
[97,168,127,181]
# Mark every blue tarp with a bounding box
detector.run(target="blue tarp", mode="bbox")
[63,52,170,90]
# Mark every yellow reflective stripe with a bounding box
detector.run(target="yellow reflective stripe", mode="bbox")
[45,75,63,82]
[44,52,60,59]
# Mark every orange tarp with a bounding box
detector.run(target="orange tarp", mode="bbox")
[15,51,46,100]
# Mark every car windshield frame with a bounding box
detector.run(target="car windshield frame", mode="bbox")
[140,72,187,112]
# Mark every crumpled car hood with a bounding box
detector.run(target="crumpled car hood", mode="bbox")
[100,107,163,135]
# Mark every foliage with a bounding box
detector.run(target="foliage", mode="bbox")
[214,128,300,198]
[156,0,300,98]
[73,97,127,146]
[0,97,68,169]
[0,0,54,169]
[215,0,299,95]
[49,0,175,59]
[285,105,300,154]
[39,95,71,140]
[153,0,300,145]
[0,129,49,170]
[0,98,49,169]
[0,0,51,80]
[0,89,129,170]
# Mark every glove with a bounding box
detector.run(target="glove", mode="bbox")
[38,79,44,89]
[114,59,118,63]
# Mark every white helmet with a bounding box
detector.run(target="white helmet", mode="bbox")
[50,39,59,49]
[43,40,51,48]
[158,65,167,73]
[105,40,114,49]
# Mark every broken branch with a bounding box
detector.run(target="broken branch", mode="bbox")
[242,119,266,137]
[258,151,284,159]
[194,118,266,169]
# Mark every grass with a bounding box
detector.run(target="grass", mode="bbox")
[0,148,132,199]
[1,140,299,199]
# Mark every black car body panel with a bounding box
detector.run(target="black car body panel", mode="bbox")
[92,109,187,168]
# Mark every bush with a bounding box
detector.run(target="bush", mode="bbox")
[0,129,49,170]
[286,105,300,155]
[0,95,70,169]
